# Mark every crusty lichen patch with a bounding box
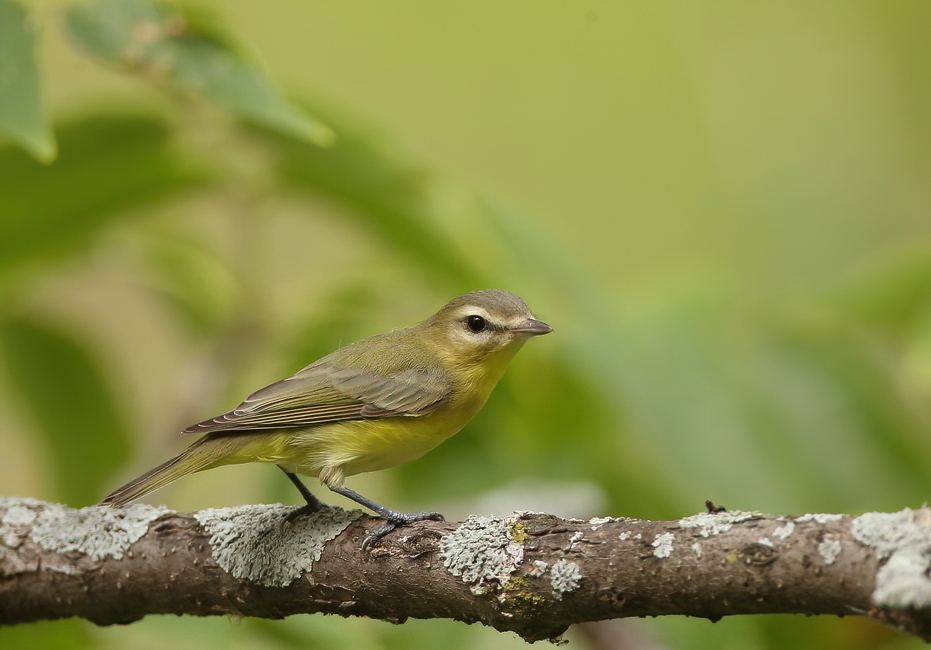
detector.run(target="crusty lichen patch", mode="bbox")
[588,516,615,529]
[818,535,842,565]
[852,507,931,609]
[194,504,359,588]
[441,513,586,604]
[440,515,524,592]
[796,513,845,524]
[549,558,582,599]
[652,532,674,558]
[0,497,171,574]
[678,510,763,537]
[772,520,795,541]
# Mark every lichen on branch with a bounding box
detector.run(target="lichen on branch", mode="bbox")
[3,497,931,642]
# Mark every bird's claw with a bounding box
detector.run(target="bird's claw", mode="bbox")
[362,511,444,549]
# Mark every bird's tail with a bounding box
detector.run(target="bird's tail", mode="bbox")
[99,436,238,507]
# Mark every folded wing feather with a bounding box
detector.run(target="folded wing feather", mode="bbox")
[183,363,450,434]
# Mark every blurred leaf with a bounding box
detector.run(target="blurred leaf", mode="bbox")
[258,113,481,287]
[837,252,931,338]
[286,284,380,365]
[141,232,238,338]
[503,349,676,515]
[65,0,334,146]
[0,619,95,650]
[0,0,56,162]
[757,610,909,650]
[394,348,675,518]
[247,607,532,650]
[0,114,206,276]
[766,328,931,507]
[0,316,132,506]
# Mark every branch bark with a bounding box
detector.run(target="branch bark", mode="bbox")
[2,497,931,643]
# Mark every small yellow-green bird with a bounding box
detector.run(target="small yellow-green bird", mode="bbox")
[101,289,552,544]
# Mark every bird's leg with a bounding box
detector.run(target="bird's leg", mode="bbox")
[327,484,444,548]
[279,466,327,522]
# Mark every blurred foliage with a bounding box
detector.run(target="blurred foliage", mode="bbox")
[0,114,205,276]
[0,315,131,506]
[65,0,333,146]
[0,0,55,160]
[0,1,930,649]
[264,117,480,287]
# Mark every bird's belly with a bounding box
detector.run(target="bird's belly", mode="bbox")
[280,412,468,483]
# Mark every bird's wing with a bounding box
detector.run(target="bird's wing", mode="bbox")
[182,362,450,434]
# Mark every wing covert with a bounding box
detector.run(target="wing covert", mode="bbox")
[183,362,450,434]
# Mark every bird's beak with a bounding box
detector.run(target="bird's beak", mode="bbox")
[512,318,554,336]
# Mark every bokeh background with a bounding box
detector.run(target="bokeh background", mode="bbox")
[2,1,931,648]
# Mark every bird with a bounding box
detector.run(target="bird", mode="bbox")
[100,289,553,545]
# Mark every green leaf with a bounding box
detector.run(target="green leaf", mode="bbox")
[767,329,931,505]
[0,316,132,506]
[141,232,238,338]
[0,114,206,275]
[0,0,56,161]
[258,113,482,287]
[838,252,931,337]
[64,0,333,146]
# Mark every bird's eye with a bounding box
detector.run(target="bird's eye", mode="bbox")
[466,315,487,333]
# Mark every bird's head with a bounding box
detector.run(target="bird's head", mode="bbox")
[422,289,552,367]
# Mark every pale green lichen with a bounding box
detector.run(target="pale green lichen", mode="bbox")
[1,497,41,550]
[678,510,763,537]
[852,509,931,559]
[772,520,795,540]
[0,496,46,510]
[549,558,582,599]
[652,532,674,558]
[871,553,931,608]
[588,516,614,529]
[818,535,842,565]
[796,513,845,524]
[3,504,37,527]
[194,504,359,587]
[440,515,524,591]
[851,507,931,609]
[0,498,171,573]
[528,559,549,577]
[33,503,171,562]
[1,503,37,548]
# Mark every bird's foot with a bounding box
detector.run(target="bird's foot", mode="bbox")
[326,484,443,548]
[284,500,328,524]
[362,510,444,549]
[279,466,330,523]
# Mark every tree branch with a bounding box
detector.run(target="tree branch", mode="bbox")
[2,497,931,642]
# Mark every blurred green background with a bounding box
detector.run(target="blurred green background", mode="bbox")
[2,1,930,648]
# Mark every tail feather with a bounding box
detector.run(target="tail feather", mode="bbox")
[99,436,234,507]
